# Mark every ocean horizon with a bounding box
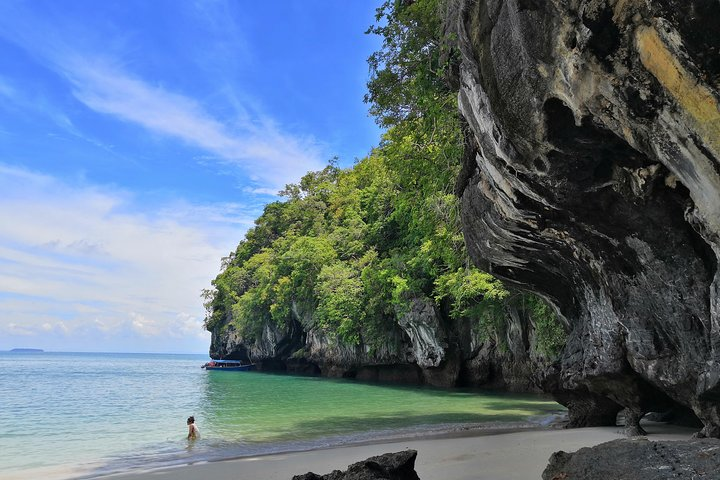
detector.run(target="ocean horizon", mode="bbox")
[1,351,564,479]
[2,349,210,355]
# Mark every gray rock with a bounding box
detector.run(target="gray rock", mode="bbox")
[396,298,447,369]
[542,438,720,479]
[450,0,720,435]
[209,293,550,390]
[292,450,420,480]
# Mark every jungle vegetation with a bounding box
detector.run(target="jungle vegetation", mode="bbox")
[203,0,566,359]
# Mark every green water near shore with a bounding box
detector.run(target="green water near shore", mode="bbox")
[203,371,561,444]
[0,352,563,479]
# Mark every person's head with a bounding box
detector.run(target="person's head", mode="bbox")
[187,416,195,425]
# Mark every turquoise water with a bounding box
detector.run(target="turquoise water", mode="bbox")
[0,352,563,479]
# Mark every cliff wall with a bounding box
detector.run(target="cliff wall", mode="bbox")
[450,0,720,436]
[209,296,551,391]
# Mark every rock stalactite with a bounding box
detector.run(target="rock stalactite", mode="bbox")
[450,0,720,436]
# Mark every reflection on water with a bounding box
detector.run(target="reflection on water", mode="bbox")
[198,370,562,445]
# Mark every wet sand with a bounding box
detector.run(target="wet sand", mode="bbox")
[99,422,696,480]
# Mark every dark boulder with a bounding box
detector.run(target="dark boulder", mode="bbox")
[292,450,420,480]
[542,438,720,479]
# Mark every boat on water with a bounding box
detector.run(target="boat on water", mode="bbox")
[201,360,256,371]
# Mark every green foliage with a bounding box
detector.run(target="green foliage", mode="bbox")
[315,262,365,344]
[434,268,509,319]
[201,0,567,358]
[366,0,457,128]
[280,236,338,305]
[434,268,510,344]
[526,295,566,358]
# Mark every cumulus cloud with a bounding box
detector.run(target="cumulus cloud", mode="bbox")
[0,165,249,352]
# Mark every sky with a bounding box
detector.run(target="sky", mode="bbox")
[0,0,384,354]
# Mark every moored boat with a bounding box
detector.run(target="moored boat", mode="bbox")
[201,360,256,371]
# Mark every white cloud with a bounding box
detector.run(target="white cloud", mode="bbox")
[6,323,35,336]
[0,2,328,195]
[245,186,283,196]
[62,58,326,192]
[0,2,334,352]
[130,312,160,338]
[0,165,250,352]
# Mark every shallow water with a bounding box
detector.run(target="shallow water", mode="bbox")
[0,351,563,478]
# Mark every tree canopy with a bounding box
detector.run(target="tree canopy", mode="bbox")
[203,0,565,358]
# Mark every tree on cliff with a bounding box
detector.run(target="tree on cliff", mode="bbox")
[202,0,565,362]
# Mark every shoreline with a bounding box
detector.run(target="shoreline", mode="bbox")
[83,420,696,480]
[1,354,567,480]
[78,420,560,480]
[2,420,560,480]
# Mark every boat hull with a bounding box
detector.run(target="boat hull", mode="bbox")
[203,364,255,371]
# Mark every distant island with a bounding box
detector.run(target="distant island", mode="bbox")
[10,348,44,352]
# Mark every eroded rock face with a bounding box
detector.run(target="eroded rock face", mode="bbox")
[397,298,448,369]
[209,295,549,389]
[542,438,720,479]
[450,0,720,435]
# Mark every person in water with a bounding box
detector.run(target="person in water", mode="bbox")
[187,416,200,440]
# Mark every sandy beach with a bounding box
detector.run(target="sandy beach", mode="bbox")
[99,422,696,480]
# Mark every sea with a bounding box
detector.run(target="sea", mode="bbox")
[0,351,564,479]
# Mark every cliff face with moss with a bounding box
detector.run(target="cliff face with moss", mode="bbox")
[451,0,720,436]
[205,0,720,436]
[209,295,552,390]
[204,159,562,390]
[204,0,568,392]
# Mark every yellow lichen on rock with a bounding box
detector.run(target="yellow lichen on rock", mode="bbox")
[635,25,720,156]
[612,0,639,23]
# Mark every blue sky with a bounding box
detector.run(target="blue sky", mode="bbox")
[0,0,383,353]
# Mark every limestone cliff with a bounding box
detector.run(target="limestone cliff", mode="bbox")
[208,296,551,390]
[450,0,720,436]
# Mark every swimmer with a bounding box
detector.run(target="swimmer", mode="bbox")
[187,416,200,440]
